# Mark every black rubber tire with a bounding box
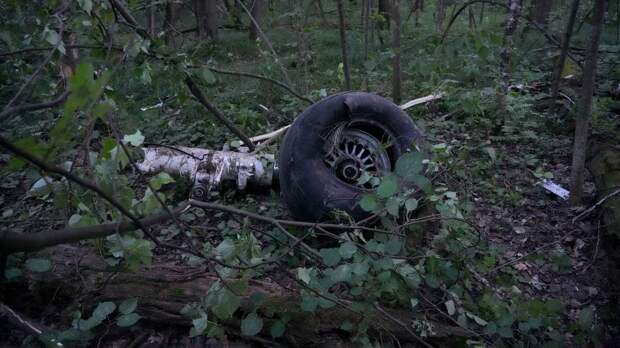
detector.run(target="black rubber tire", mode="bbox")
[279,92,426,222]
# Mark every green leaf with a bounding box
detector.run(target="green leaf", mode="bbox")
[385,197,401,217]
[4,267,22,280]
[359,194,378,212]
[241,312,263,336]
[77,0,93,14]
[25,258,51,273]
[300,295,319,312]
[190,315,208,337]
[466,312,488,326]
[215,238,236,260]
[445,300,456,315]
[297,267,312,284]
[320,248,341,267]
[270,320,286,338]
[377,175,398,198]
[385,237,403,255]
[395,151,424,177]
[93,302,116,320]
[339,242,357,259]
[208,286,240,320]
[149,172,175,190]
[483,147,497,161]
[578,306,593,329]
[123,130,145,147]
[411,175,432,194]
[330,264,353,283]
[117,313,141,327]
[405,198,418,212]
[199,68,217,85]
[119,298,138,315]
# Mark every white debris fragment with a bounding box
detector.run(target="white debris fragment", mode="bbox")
[137,146,274,192]
[541,179,570,200]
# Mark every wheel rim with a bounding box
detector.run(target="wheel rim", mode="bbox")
[323,127,391,190]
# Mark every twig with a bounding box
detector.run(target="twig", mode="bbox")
[250,124,291,143]
[0,44,124,58]
[188,199,397,235]
[0,89,70,122]
[184,76,256,151]
[399,92,444,110]
[440,0,582,67]
[206,66,313,104]
[417,292,488,343]
[484,237,567,275]
[3,14,64,110]
[108,0,152,40]
[580,220,601,273]
[0,202,190,253]
[572,188,620,223]
[0,303,45,336]
[235,0,292,86]
[373,303,433,348]
[0,134,166,251]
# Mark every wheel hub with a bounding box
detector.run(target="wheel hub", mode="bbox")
[323,128,391,189]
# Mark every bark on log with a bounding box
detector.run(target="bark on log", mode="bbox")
[10,245,472,346]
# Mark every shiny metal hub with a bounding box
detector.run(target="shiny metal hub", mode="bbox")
[323,128,391,189]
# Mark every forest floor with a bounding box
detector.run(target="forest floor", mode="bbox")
[2,95,619,346]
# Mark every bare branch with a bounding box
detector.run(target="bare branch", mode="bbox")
[205,66,314,104]
[185,76,256,151]
[108,0,152,40]
[0,44,124,58]
[0,202,189,253]
[188,199,398,235]
[0,90,70,122]
[0,135,156,246]
[235,0,293,86]
[3,14,64,110]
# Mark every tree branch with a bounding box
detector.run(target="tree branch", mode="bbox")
[0,44,124,58]
[205,66,314,104]
[0,202,189,253]
[0,90,70,122]
[3,14,64,110]
[184,76,256,150]
[108,0,152,40]
[0,135,156,247]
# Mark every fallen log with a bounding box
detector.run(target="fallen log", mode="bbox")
[8,245,472,346]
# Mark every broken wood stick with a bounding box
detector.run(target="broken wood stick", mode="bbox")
[246,92,444,146]
[399,91,444,110]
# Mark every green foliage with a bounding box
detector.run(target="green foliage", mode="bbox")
[2,1,615,346]
[25,258,51,273]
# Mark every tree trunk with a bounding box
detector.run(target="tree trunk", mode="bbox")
[412,0,425,27]
[569,0,607,204]
[392,0,402,103]
[194,0,219,41]
[146,0,157,37]
[336,0,352,90]
[316,0,329,26]
[363,0,371,90]
[550,0,580,111]
[496,0,523,127]
[223,0,243,28]
[379,0,391,29]
[435,0,447,31]
[164,0,178,43]
[250,0,268,40]
[529,0,554,29]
